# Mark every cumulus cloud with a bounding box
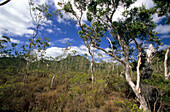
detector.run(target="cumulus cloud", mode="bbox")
[160,35,170,39]
[0,0,51,37]
[44,45,86,59]
[57,37,74,43]
[0,0,34,36]
[152,13,165,23]
[130,0,154,9]
[46,28,53,33]
[10,38,23,44]
[155,24,170,34]
[43,45,112,62]
[158,44,169,50]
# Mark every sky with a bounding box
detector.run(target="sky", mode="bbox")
[0,0,170,62]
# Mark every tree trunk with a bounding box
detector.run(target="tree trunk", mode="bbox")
[50,73,56,89]
[165,46,170,80]
[136,52,141,92]
[90,56,94,83]
[112,62,114,75]
[125,59,150,111]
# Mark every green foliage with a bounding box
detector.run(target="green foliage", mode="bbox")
[0,68,143,112]
[152,0,170,24]
[106,75,127,92]
[114,100,143,112]
[142,74,169,91]
[141,74,170,111]
[63,0,161,66]
[0,57,26,74]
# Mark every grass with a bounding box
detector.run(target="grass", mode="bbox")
[0,71,142,112]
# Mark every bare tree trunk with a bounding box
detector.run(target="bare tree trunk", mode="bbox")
[88,47,94,84]
[112,62,114,75]
[90,55,94,83]
[165,46,170,80]
[124,60,149,111]
[136,52,141,92]
[50,72,56,89]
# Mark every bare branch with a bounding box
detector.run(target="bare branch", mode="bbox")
[0,0,10,6]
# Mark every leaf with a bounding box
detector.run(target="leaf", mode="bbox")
[2,36,10,41]
[35,7,42,12]
[58,2,63,6]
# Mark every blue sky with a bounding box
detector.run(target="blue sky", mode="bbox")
[0,0,170,61]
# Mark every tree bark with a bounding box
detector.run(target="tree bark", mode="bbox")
[88,47,94,84]
[90,56,94,83]
[124,60,149,111]
[136,52,141,92]
[165,46,170,80]
[50,72,56,89]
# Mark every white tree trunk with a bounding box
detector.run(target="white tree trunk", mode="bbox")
[91,57,94,83]
[89,47,94,84]
[165,46,170,80]
[147,44,154,63]
[124,61,150,111]
[136,52,141,92]
[50,68,56,88]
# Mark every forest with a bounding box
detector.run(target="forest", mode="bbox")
[0,0,170,112]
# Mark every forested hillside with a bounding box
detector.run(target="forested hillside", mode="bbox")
[0,0,170,112]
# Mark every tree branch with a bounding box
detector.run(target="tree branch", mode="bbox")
[0,0,10,6]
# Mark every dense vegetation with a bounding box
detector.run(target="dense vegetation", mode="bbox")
[0,52,169,111]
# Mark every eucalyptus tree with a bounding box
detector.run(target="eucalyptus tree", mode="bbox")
[26,0,51,71]
[35,37,50,72]
[60,0,161,111]
[83,40,95,83]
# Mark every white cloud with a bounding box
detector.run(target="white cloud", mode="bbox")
[130,38,144,44]
[10,38,23,44]
[155,24,170,34]
[0,0,34,36]
[57,37,74,43]
[44,45,111,61]
[53,0,87,26]
[0,36,23,44]
[160,35,170,39]
[46,28,53,33]
[44,45,86,58]
[152,13,165,23]
[45,47,63,58]
[25,42,30,45]
[56,28,61,31]
[159,44,169,50]
[0,0,51,37]
[25,34,32,38]
[130,0,154,9]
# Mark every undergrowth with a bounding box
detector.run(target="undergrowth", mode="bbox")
[0,72,143,112]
